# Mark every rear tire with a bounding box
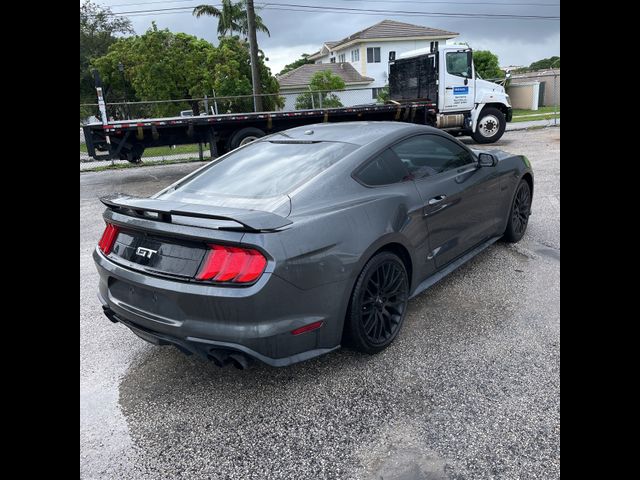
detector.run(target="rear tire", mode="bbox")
[345,252,409,354]
[228,127,265,150]
[472,107,506,144]
[503,180,532,243]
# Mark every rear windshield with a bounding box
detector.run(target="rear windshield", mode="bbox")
[165,140,357,199]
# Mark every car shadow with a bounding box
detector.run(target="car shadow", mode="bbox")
[460,138,514,147]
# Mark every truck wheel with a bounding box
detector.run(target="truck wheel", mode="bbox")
[126,144,144,164]
[228,127,265,150]
[472,107,506,144]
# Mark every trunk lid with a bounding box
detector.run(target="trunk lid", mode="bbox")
[111,229,208,279]
[100,194,288,279]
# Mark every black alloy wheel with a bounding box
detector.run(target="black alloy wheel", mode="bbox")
[346,252,409,354]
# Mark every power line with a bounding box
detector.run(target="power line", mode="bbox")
[103,3,559,19]
[262,6,559,19]
[109,0,559,6]
[265,3,559,18]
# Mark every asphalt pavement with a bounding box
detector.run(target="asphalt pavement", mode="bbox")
[80,126,560,480]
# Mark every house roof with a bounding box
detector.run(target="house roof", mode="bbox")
[307,20,458,59]
[276,62,374,88]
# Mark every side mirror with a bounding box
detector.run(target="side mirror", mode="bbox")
[478,152,497,167]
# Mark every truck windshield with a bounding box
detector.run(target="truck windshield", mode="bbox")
[163,140,357,199]
[446,51,472,78]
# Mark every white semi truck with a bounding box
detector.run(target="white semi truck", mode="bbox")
[84,43,512,162]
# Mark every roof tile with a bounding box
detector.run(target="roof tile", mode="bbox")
[277,63,374,87]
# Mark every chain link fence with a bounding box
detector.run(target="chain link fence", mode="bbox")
[80,86,387,170]
[80,73,559,170]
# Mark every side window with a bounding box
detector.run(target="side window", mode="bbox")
[356,149,411,186]
[446,51,472,78]
[391,135,474,179]
[367,47,381,63]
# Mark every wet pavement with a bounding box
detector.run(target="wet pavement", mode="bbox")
[80,127,560,479]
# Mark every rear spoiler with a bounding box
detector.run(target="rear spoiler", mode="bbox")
[100,194,292,232]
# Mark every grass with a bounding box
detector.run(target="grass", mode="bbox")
[512,113,559,123]
[81,157,206,173]
[512,106,559,116]
[512,106,560,123]
[80,143,203,157]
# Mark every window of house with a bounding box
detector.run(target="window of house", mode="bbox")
[391,135,475,178]
[355,149,411,186]
[367,47,381,63]
[351,49,360,62]
[338,53,346,63]
[330,57,336,63]
[371,87,384,99]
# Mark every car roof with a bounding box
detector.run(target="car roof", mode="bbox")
[269,121,439,146]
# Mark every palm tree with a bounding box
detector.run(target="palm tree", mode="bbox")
[193,1,270,38]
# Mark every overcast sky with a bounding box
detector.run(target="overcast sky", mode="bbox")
[92,0,560,74]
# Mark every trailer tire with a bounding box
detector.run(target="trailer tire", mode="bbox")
[472,107,506,144]
[228,127,265,150]
[126,144,144,164]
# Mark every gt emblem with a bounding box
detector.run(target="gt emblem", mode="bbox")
[136,246,157,259]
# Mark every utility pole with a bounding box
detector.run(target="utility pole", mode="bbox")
[246,0,263,112]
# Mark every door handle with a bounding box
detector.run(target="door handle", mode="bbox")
[428,195,446,205]
[445,87,453,90]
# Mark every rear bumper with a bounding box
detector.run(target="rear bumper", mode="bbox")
[93,249,347,367]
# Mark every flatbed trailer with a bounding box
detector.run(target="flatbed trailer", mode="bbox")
[82,101,437,163]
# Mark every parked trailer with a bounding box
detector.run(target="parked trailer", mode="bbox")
[83,44,513,163]
[82,102,437,163]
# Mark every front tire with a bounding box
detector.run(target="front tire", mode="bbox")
[345,252,409,354]
[472,107,506,144]
[503,180,532,243]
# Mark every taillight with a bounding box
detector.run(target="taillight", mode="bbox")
[98,223,120,255]
[196,244,267,284]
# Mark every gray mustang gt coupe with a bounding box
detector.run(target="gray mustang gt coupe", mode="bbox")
[94,121,533,369]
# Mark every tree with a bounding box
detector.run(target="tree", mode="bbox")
[278,54,313,76]
[209,37,283,112]
[376,85,389,103]
[92,24,217,117]
[91,26,283,117]
[472,50,504,80]
[295,70,346,109]
[529,56,560,70]
[193,1,270,38]
[80,1,133,118]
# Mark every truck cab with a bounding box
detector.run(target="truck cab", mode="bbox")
[389,43,512,143]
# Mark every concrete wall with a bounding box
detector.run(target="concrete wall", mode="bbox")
[510,69,560,107]
[507,82,540,110]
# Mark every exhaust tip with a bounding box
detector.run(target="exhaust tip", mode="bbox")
[207,349,231,367]
[228,352,252,370]
[207,348,253,369]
